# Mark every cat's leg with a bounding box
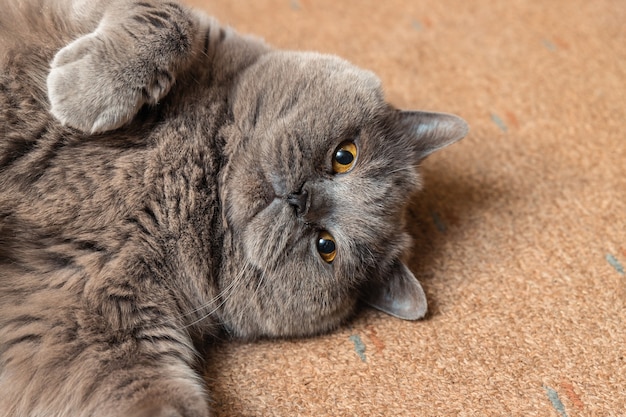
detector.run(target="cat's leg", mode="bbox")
[47,0,206,133]
[0,285,212,417]
[11,334,210,417]
[0,246,213,417]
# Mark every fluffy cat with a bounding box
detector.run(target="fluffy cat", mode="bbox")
[0,0,468,416]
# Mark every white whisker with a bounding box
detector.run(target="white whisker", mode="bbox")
[174,258,253,331]
[387,166,416,175]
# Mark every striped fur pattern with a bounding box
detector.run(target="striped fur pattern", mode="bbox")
[0,1,467,416]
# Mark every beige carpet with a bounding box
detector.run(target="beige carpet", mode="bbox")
[184,0,626,415]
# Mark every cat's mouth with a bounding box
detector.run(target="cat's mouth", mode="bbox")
[252,173,308,221]
[250,197,277,222]
[247,175,279,220]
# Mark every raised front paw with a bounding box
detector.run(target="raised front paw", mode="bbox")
[47,42,173,134]
[47,3,194,134]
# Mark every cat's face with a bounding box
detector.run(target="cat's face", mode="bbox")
[216,52,467,339]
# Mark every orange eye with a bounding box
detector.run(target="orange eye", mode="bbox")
[317,231,337,263]
[332,141,357,174]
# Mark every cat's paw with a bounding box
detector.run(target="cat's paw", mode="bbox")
[129,404,183,417]
[47,31,176,134]
[128,399,209,417]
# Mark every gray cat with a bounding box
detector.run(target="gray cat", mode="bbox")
[0,0,468,416]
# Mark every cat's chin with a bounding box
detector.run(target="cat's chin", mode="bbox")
[227,304,357,340]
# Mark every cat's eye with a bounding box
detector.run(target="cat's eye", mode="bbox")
[332,141,358,174]
[317,231,337,263]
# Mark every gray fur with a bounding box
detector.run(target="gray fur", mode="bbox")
[0,1,468,416]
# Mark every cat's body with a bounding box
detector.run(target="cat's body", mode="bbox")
[0,1,467,416]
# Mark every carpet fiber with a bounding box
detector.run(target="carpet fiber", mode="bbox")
[184,0,625,415]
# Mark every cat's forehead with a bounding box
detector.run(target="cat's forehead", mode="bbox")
[232,51,386,133]
[260,51,382,97]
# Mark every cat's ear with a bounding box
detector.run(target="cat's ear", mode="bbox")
[362,262,428,320]
[399,111,469,161]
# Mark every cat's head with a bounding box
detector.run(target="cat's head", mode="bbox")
[217,51,467,339]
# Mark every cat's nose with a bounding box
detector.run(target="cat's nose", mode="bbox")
[286,188,310,216]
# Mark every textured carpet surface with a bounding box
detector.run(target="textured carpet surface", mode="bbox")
[184,1,625,415]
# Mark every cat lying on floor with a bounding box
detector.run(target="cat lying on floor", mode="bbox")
[0,1,468,416]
